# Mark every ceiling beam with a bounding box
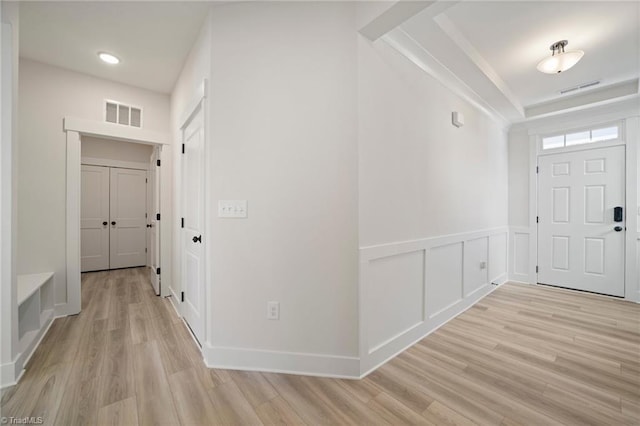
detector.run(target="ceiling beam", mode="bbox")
[359,1,457,41]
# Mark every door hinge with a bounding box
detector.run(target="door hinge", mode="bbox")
[157,159,161,167]
[145,213,147,218]
[156,213,160,221]
[181,291,185,302]
[182,144,185,154]
[156,267,161,275]
[181,217,184,228]
[536,266,539,273]
[536,166,539,173]
[145,247,147,253]
[536,216,539,223]
[145,178,148,183]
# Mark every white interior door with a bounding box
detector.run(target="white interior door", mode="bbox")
[110,167,148,269]
[81,165,110,272]
[149,148,161,295]
[181,103,205,344]
[538,145,625,296]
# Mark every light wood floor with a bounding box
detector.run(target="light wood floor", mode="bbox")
[2,268,639,425]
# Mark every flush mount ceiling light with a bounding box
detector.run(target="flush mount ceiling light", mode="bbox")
[536,40,584,74]
[98,52,120,65]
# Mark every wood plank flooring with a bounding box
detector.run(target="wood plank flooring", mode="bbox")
[2,268,639,425]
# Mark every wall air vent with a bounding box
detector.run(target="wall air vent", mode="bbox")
[559,80,600,95]
[105,100,142,128]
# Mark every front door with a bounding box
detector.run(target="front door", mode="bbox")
[537,145,625,296]
[181,103,205,344]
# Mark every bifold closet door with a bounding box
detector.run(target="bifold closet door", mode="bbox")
[81,165,110,272]
[109,167,148,269]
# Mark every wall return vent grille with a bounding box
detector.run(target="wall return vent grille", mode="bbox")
[105,100,142,128]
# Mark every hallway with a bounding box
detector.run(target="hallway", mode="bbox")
[2,268,639,425]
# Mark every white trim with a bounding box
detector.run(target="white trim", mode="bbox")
[64,117,169,145]
[81,156,149,171]
[203,344,361,379]
[65,118,170,320]
[66,130,82,315]
[179,79,207,131]
[624,117,639,302]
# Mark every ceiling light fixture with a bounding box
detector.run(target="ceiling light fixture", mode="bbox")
[536,40,583,74]
[98,52,120,65]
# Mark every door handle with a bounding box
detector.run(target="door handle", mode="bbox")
[147,224,152,228]
[102,221,108,226]
[192,235,202,243]
[111,221,116,226]
[614,226,623,232]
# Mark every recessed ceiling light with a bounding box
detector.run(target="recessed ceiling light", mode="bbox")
[536,40,584,74]
[98,52,120,65]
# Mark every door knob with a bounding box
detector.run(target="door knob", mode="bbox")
[614,226,623,232]
[111,221,116,226]
[192,235,202,243]
[102,221,108,226]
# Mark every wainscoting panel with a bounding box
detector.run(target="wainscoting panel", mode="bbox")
[367,251,424,353]
[463,237,489,298]
[359,226,508,376]
[427,242,463,316]
[510,226,531,282]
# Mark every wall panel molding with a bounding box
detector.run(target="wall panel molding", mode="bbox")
[359,226,509,376]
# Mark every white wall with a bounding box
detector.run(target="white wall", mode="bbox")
[82,136,153,164]
[357,35,509,374]
[205,2,359,364]
[18,59,170,306]
[358,39,508,246]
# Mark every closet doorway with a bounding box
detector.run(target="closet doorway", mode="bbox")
[80,137,154,273]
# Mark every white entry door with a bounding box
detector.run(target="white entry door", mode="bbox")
[110,167,148,269]
[538,145,625,296]
[81,165,110,272]
[148,148,161,295]
[181,103,205,344]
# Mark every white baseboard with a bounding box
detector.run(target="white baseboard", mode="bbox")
[203,344,360,379]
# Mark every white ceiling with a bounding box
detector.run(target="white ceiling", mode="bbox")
[400,1,640,121]
[18,1,640,118]
[19,1,211,94]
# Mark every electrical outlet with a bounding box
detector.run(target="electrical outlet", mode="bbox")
[479,261,487,270]
[267,301,280,320]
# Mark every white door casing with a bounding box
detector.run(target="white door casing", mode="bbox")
[149,148,161,295]
[109,167,148,269]
[538,145,625,296]
[81,165,110,272]
[181,102,205,344]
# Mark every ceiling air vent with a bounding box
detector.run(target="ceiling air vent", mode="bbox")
[105,100,142,128]
[559,80,600,95]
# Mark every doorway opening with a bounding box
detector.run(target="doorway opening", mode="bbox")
[80,138,154,274]
[64,117,169,316]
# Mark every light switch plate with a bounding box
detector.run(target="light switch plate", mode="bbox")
[218,200,248,218]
